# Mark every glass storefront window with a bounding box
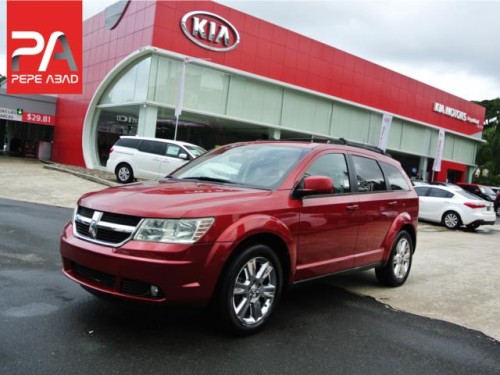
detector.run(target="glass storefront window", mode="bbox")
[99,57,151,105]
[96,106,139,165]
[153,56,229,114]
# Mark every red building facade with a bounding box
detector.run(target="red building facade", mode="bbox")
[53,0,485,183]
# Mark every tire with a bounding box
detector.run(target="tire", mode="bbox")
[376,230,413,287]
[214,244,283,335]
[115,163,134,183]
[442,211,461,230]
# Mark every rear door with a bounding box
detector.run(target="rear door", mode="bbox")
[422,187,454,222]
[350,155,406,267]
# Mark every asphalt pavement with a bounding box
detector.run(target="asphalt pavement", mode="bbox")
[1,156,499,342]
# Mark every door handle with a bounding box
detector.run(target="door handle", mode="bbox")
[388,201,398,206]
[346,205,359,211]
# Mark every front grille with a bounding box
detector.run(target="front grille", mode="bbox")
[101,212,141,226]
[74,206,141,246]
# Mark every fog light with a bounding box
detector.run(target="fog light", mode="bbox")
[150,285,160,297]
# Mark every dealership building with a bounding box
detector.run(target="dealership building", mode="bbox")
[0,0,486,182]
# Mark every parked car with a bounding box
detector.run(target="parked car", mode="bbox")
[106,136,206,183]
[455,182,497,203]
[61,141,419,334]
[414,185,496,230]
[429,181,460,188]
[489,186,500,214]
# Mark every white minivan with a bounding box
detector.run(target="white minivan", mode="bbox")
[106,136,206,183]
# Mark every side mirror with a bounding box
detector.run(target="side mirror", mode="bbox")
[296,176,334,197]
[179,153,189,160]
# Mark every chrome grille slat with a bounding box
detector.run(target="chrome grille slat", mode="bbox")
[74,206,141,246]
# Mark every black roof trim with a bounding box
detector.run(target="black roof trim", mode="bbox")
[277,136,388,155]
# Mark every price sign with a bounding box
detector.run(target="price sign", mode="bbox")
[22,111,55,125]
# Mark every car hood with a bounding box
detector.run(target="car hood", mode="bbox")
[78,179,273,218]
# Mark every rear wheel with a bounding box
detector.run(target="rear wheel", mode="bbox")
[214,244,282,335]
[442,211,461,230]
[376,230,413,287]
[115,163,134,183]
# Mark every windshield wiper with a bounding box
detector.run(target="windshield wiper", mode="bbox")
[182,176,235,184]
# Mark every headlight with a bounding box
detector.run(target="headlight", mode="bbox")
[134,218,214,243]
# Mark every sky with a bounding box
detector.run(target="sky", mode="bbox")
[1,0,499,102]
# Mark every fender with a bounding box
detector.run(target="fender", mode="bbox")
[204,214,298,282]
[380,211,417,262]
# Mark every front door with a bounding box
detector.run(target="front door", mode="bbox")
[296,153,359,280]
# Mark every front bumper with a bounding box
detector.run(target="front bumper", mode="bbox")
[60,223,226,305]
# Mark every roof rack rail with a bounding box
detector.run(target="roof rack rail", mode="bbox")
[277,136,388,155]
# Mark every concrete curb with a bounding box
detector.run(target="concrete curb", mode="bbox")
[43,164,119,187]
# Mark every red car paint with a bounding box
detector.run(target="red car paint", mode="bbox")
[60,141,418,311]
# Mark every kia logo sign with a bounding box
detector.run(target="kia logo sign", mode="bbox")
[180,11,240,52]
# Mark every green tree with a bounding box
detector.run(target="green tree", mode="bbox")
[474,98,500,185]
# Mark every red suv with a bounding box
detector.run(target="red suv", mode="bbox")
[60,141,419,334]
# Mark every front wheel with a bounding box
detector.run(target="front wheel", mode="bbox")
[376,230,413,287]
[214,244,283,335]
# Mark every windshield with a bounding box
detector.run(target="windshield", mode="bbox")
[479,186,496,195]
[171,143,308,189]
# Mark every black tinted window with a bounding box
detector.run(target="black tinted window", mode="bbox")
[415,186,430,196]
[380,162,410,191]
[352,155,386,192]
[428,188,453,198]
[305,154,351,193]
[116,138,141,149]
[138,140,166,155]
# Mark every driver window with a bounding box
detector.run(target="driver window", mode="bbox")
[305,154,351,193]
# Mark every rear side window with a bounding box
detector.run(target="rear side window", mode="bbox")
[352,155,386,192]
[415,186,430,196]
[305,153,351,193]
[115,138,142,149]
[138,140,166,155]
[428,188,453,198]
[380,162,410,191]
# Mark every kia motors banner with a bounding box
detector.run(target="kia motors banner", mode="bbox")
[378,113,393,152]
[432,129,446,172]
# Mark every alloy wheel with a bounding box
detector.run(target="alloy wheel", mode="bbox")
[232,256,277,326]
[392,236,411,280]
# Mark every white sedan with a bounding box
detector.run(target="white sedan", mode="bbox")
[415,185,496,230]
